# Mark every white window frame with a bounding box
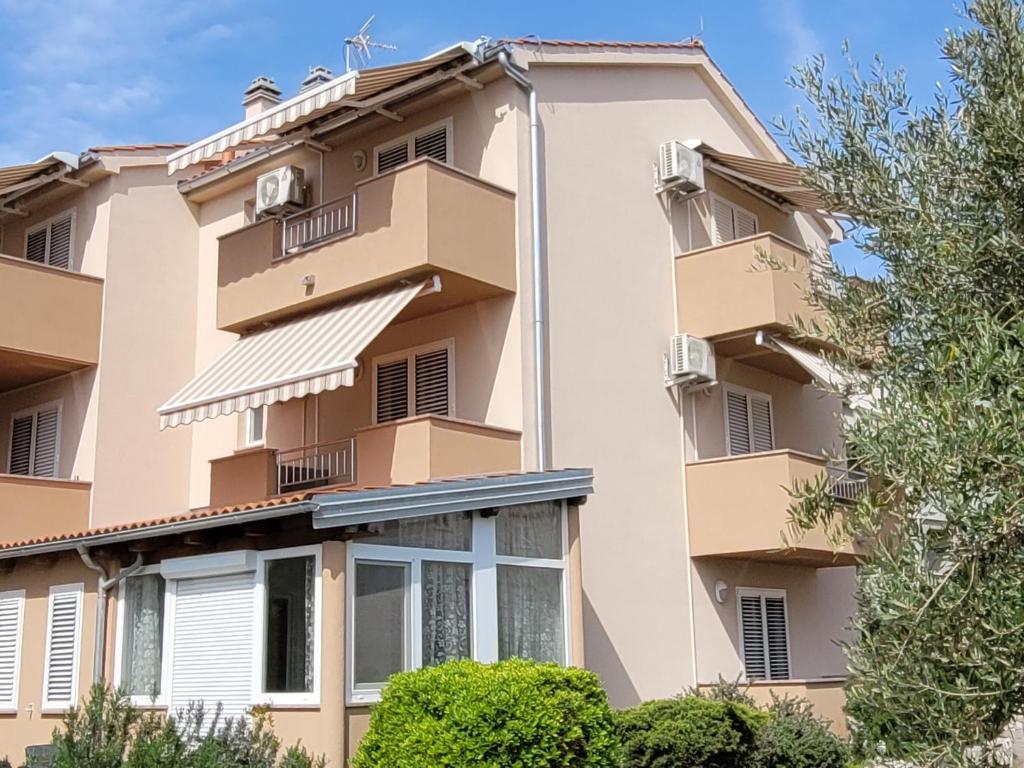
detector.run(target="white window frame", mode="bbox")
[113,566,174,708]
[709,193,758,245]
[346,501,571,705]
[722,384,774,456]
[0,590,25,713]
[371,338,456,425]
[8,399,63,477]
[42,582,84,713]
[372,117,454,176]
[253,544,323,707]
[25,207,76,268]
[243,406,266,448]
[736,587,792,682]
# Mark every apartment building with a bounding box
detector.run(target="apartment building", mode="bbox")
[0,38,857,762]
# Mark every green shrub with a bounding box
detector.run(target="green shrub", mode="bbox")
[753,695,850,768]
[617,696,767,768]
[353,658,620,768]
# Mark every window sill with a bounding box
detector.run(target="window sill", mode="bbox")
[254,695,321,709]
[347,691,383,706]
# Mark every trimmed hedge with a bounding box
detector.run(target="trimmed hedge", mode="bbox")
[352,659,620,768]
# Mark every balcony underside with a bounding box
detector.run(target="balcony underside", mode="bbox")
[0,346,93,392]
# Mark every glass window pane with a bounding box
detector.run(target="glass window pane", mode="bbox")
[122,574,165,698]
[422,561,471,667]
[264,556,315,693]
[354,562,408,686]
[497,565,565,665]
[496,503,562,559]
[370,512,472,551]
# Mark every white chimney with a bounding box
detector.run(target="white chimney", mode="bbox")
[242,76,282,118]
[300,66,333,93]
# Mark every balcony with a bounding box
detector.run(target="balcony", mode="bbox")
[216,159,517,333]
[209,415,522,508]
[0,254,103,393]
[675,233,826,380]
[686,450,860,567]
[0,475,91,545]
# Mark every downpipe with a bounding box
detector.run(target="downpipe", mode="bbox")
[498,49,548,471]
[77,546,143,683]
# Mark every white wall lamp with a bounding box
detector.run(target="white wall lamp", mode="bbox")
[714,580,729,604]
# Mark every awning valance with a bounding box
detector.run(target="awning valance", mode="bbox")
[158,277,438,429]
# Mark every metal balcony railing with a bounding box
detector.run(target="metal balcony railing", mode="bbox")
[276,438,355,493]
[280,192,357,258]
[827,464,868,503]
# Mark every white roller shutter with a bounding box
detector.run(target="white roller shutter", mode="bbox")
[0,592,24,710]
[170,573,255,720]
[738,589,790,681]
[43,584,83,710]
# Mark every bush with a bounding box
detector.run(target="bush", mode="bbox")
[617,696,766,768]
[353,659,620,768]
[49,684,324,768]
[753,695,850,768]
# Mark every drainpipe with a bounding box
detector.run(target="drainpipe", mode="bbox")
[498,49,548,471]
[77,546,143,683]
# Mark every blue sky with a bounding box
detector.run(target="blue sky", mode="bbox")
[0,1,963,276]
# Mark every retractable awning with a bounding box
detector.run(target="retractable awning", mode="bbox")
[699,147,826,212]
[755,332,852,389]
[158,277,438,429]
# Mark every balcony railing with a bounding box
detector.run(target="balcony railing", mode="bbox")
[281,193,357,258]
[827,465,868,503]
[276,438,355,493]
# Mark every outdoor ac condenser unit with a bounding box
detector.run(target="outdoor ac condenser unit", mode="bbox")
[658,141,705,193]
[669,333,716,381]
[255,165,305,216]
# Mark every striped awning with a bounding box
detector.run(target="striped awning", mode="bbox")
[158,277,438,429]
[700,147,826,212]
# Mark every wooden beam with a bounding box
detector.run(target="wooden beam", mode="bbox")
[375,107,404,122]
[455,73,484,90]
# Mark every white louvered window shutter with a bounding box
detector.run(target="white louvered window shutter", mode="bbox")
[170,573,255,721]
[8,415,33,475]
[734,208,758,240]
[0,592,24,710]
[712,197,736,244]
[47,213,73,269]
[376,143,409,174]
[44,585,83,709]
[413,125,448,164]
[749,395,774,453]
[32,406,60,478]
[739,589,790,681]
[375,359,409,423]
[414,348,450,416]
[725,390,752,456]
[26,228,47,264]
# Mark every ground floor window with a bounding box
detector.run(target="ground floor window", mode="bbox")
[348,502,570,703]
[737,587,791,681]
[120,573,166,701]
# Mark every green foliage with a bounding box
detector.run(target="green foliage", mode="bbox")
[352,659,619,768]
[617,696,766,768]
[774,0,1024,762]
[753,695,850,768]
[688,676,757,707]
[48,685,323,768]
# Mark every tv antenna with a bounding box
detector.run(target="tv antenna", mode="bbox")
[344,16,398,72]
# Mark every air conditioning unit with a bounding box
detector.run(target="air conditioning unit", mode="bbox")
[658,141,704,193]
[255,166,305,216]
[669,334,716,381]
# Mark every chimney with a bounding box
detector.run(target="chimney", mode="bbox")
[300,65,333,93]
[242,76,282,118]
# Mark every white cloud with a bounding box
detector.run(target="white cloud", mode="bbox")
[762,0,825,67]
[194,23,234,45]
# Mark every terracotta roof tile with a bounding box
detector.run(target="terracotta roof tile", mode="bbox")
[503,38,703,50]
[88,142,191,153]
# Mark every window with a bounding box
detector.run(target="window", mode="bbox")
[43,583,83,711]
[724,385,774,456]
[26,209,75,269]
[9,402,61,478]
[115,572,168,705]
[710,195,757,245]
[244,406,266,447]
[372,340,454,424]
[0,591,25,712]
[374,119,452,175]
[348,503,569,703]
[737,588,791,681]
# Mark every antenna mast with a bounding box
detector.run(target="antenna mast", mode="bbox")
[344,15,398,72]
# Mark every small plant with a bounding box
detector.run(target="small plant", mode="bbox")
[353,658,620,768]
[689,676,756,707]
[52,685,137,768]
[617,695,767,768]
[753,695,850,768]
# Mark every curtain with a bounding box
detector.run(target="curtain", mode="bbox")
[421,561,471,667]
[496,502,562,559]
[303,556,315,692]
[372,512,472,551]
[497,565,564,665]
[123,574,165,698]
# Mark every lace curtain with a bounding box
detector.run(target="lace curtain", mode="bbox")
[496,502,561,559]
[497,565,564,665]
[422,561,471,666]
[123,574,165,698]
[372,512,472,550]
